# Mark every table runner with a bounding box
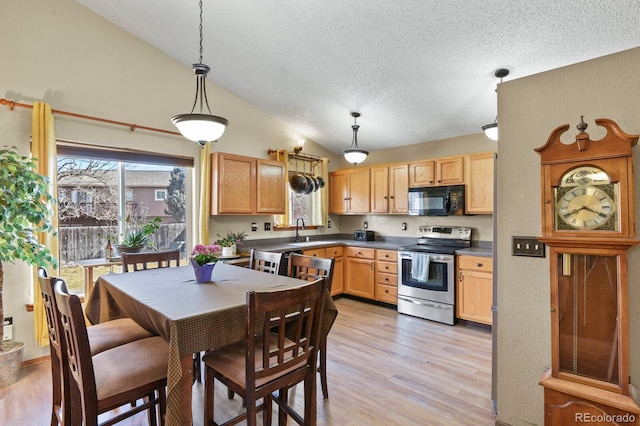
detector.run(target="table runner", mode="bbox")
[85,262,337,426]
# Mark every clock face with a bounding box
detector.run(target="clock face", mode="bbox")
[554,167,619,231]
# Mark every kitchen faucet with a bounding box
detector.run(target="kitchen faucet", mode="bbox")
[294,218,306,242]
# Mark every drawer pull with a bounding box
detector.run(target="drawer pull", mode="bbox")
[477,263,483,267]
[385,278,389,282]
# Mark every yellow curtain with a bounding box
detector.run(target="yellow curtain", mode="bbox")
[198,143,212,243]
[272,149,290,227]
[31,101,59,347]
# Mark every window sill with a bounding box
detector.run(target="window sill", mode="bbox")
[26,294,85,312]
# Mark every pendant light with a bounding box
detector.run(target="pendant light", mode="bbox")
[172,0,229,148]
[343,112,369,165]
[482,68,509,141]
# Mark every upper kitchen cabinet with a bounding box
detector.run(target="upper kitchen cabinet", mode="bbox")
[329,168,370,214]
[211,152,285,215]
[370,164,409,214]
[409,156,464,187]
[465,152,495,214]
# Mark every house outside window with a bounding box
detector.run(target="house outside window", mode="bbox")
[155,189,167,201]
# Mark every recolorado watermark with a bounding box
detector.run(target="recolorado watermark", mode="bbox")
[575,412,636,423]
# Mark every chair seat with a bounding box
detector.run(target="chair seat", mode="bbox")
[203,334,304,390]
[93,336,169,401]
[88,318,154,355]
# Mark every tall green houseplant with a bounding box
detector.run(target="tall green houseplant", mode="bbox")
[0,147,58,347]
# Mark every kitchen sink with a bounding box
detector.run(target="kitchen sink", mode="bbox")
[286,240,340,247]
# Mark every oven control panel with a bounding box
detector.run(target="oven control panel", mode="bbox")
[417,225,471,241]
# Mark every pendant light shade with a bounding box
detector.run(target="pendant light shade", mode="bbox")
[482,68,509,141]
[482,122,498,141]
[172,0,228,147]
[343,112,368,165]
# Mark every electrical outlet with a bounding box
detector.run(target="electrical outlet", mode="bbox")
[251,222,257,232]
[3,317,13,341]
[512,236,545,257]
[327,220,331,229]
[401,222,407,231]
[363,221,368,229]
[264,222,271,231]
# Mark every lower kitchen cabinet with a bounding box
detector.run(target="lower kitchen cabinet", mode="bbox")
[303,246,344,296]
[325,246,344,296]
[345,247,375,299]
[456,255,493,325]
[375,249,398,304]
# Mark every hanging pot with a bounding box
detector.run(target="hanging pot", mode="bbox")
[303,161,315,194]
[289,159,308,193]
[312,162,324,189]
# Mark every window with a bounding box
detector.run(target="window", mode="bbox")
[287,171,323,227]
[155,189,167,201]
[56,143,193,294]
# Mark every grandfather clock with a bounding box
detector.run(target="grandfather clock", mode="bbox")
[536,117,640,425]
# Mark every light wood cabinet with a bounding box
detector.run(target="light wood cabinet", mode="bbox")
[345,247,375,299]
[371,165,409,214]
[465,152,495,214]
[328,168,370,214]
[409,156,464,187]
[256,159,287,214]
[370,166,389,213]
[456,255,493,325]
[325,246,344,296]
[375,249,397,304]
[211,152,285,215]
[302,246,344,296]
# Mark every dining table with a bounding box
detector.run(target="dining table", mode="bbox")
[84,262,338,426]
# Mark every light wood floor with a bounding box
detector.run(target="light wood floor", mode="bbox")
[0,297,495,425]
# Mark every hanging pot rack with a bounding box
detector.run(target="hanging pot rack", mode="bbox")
[267,149,324,166]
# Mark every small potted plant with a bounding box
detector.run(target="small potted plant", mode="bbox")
[190,243,221,283]
[0,147,58,387]
[216,230,248,257]
[103,216,162,256]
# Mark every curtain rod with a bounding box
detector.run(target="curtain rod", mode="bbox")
[0,98,182,137]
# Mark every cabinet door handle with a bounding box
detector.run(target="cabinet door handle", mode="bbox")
[370,263,374,271]
[459,271,462,282]
[390,196,394,199]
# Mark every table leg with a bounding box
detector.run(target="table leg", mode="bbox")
[84,267,95,296]
[179,354,194,426]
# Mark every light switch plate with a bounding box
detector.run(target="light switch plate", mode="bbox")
[512,236,545,257]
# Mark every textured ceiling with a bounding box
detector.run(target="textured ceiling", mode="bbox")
[76,0,640,155]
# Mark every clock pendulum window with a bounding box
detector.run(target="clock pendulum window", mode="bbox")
[536,117,640,425]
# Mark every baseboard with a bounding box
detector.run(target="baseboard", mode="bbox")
[21,355,49,367]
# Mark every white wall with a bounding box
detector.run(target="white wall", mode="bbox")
[496,47,640,425]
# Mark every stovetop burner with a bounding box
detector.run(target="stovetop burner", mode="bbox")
[398,225,472,254]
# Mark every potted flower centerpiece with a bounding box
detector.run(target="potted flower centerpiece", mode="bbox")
[0,147,58,387]
[190,243,222,283]
[215,230,248,257]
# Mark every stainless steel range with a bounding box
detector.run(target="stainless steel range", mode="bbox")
[397,225,471,325]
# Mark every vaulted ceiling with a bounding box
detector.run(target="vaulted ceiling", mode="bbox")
[76,0,640,154]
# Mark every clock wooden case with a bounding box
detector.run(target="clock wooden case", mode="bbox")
[536,117,640,425]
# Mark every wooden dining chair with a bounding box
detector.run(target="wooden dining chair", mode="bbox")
[37,267,155,426]
[203,278,326,426]
[120,249,180,272]
[248,249,283,275]
[287,253,335,399]
[54,278,169,426]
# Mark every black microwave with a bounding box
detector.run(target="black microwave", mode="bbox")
[408,185,465,216]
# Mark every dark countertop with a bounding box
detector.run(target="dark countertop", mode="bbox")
[242,235,493,257]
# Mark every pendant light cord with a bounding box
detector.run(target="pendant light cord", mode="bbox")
[198,0,204,64]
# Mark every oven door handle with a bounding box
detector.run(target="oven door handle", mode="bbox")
[398,295,452,309]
